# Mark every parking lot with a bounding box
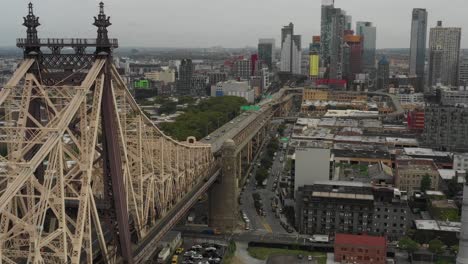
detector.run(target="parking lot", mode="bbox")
[173,238,226,264]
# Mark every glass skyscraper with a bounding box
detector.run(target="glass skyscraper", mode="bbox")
[409,8,428,92]
[356,21,376,72]
[258,39,275,70]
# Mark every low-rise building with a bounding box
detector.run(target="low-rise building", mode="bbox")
[191,75,209,96]
[423,104,468,152]
[296,182,374,236]
[402,148,453,169]
[454,153,468,171]
[440,88,468,106]
[414,220,461,245]
[144,68,176,83]
[397,92,425,106]
[372,187,410,240]
[210,81,255,103]
[395,159,440,195]
[407,109,425,132]
[334,233,387,264]
[332,148,392,167]
[296,182,410,240]
[294,147,331,193]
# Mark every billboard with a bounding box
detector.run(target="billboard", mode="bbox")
[309,55,319,77]
[134,79,149,89]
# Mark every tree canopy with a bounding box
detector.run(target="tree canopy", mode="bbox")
[398,237,419,253]
[159,96,247,141]
[428,239,445,255]
[420,174,432,193]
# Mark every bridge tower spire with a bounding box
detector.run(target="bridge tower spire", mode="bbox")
[93,2,112,54]
[22,2,41,56]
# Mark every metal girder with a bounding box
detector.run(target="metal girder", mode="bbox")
[0,58,214,263]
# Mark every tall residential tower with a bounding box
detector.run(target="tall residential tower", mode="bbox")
[321,0,346,80]
[356,21,377,72]
[177,59,194,95]
[409,8,428,92]
[280,23,302,74]
[428,21,461,89]
[258,39,275,70]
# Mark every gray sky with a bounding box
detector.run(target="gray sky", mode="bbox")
[1,0,467,49]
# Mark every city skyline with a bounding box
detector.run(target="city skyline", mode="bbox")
[0,0,467,49]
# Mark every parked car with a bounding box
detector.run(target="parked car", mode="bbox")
[191,254,203,260]
[184,251,196,257]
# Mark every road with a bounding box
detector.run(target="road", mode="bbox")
[179,230,331,249]
[239,123,294,235]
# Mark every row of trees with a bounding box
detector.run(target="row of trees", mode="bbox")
[255,138,280,186]
[159,96,247,141]
[399,236,458,258]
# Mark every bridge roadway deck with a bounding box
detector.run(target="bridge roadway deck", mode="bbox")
[132,166,221,263]
[201,104,271,153]
[201,89,290,153]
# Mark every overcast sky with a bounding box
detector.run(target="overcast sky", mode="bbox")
[1,0,467,49]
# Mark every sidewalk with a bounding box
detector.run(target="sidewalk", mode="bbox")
[234,242,265,264]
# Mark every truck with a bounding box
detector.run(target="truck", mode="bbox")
[157,247,171,264]
[308,234,330,243]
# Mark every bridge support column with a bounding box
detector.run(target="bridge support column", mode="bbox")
[209,139,238,233]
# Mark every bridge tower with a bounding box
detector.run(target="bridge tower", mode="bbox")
[209,140,239,232]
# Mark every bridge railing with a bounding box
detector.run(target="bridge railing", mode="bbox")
[16,38,119,47]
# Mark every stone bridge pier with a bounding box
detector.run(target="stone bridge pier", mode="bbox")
[209,140,238,232]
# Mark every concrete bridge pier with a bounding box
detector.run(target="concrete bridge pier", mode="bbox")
[209,139,238,233]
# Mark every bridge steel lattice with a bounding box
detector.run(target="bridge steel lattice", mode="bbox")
[0,3,214,264]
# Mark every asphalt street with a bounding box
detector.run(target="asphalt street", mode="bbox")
[239,124,294,235]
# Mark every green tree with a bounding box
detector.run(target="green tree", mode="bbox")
[420,174,432,193]
[446,176,462,198]
[398,237,419,254]
[277,124,286,136]
[428,239,445,255]
[256,168,269,186]
[159,102,177,114]
[450,245,459,254]
[159,96,247,141]
[261,157,273,169]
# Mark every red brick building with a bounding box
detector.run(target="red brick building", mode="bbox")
[407,110,425,132]
[334,234,387,264]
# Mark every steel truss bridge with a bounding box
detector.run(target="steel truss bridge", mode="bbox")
[0,3,295,264]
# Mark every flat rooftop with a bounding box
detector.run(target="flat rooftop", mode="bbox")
[332,149,391,160]
[396,159,438,171]
[414,220,460,233]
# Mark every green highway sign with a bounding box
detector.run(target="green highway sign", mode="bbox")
[240,105,261,111]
